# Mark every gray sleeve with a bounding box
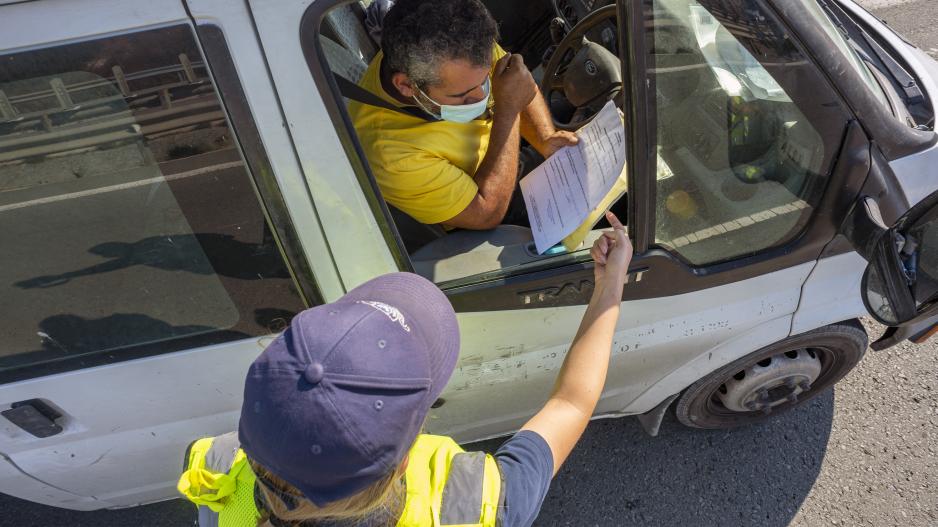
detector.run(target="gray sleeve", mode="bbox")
[492,430,554,527]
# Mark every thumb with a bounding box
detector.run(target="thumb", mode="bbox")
[508,53,525,69]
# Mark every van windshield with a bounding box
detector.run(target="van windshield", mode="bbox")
[800,0,891,110]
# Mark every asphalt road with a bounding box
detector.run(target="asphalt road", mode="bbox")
[864,0,938,60]
[1,0,936,525]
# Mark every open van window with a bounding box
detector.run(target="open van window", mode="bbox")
[309,0,629,287]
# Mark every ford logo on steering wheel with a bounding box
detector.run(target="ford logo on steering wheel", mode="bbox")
[585,59,598,75]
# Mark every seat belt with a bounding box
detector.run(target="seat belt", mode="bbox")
[333,73,437,122]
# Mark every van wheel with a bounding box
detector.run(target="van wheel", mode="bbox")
[674,321,868,429]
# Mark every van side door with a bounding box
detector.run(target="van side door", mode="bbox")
[0,0,319,509]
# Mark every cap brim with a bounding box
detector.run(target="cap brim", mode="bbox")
[341,272,459,403]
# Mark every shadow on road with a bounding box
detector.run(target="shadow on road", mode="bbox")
[0,390,834,527]
[472,391,834,527]
[0,494,197,527]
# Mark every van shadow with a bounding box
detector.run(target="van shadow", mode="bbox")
[14,232,287,290]
[471,390,835,527]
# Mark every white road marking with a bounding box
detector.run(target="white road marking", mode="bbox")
[0,161,243,213]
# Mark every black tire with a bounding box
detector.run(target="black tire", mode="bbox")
[675,321,868,429]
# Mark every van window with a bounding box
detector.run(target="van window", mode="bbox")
[313,1,624,286]
[0,26,306,380]
[648,0,850,265]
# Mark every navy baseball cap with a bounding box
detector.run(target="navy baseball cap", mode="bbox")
[238,272,460,506]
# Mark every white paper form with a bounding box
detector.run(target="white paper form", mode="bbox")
[520,100,625,254]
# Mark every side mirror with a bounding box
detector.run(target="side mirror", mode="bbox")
[849,195,938,326]
[861,230,917,325]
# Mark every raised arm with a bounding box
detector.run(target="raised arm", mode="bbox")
[520,211,632,475]
[443,54,535,230]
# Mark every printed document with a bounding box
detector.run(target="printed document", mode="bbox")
[520,100,626,254]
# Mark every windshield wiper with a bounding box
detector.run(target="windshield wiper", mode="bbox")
[857,31,924,105]
[822,0,924,106]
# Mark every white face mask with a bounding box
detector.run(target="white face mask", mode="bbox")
[413,77,490,123]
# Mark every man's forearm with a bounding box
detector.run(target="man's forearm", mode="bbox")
[520,90,555,151]
[471,111,521,211]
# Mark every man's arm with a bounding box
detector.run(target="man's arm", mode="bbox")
[442,53,535,230]
[443,111,521,230]
[520,89,578,158]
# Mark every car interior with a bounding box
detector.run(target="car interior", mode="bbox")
[315,0,827,282]
[316,0,626,285]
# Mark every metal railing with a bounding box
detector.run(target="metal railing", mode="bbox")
[0,54,226,164]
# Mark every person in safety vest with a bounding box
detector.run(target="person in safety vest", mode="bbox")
[179,211,632,527]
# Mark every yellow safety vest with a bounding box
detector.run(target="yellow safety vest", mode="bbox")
[178,432,502,527]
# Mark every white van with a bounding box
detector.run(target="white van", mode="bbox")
[1,0,937,511]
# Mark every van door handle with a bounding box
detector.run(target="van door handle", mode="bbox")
[1,399,63,438]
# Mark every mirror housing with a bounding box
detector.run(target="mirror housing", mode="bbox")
[861,231,918,325]
[845,196,918,325]
[843,196,889,261]
[848,192,938,327]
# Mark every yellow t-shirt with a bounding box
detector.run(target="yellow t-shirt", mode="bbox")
[349,45,508,225]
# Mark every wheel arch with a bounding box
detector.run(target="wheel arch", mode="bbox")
[619,315,795,415]
[619,316,868,416]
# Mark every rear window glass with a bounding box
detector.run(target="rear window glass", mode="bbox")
[0,26,305,379]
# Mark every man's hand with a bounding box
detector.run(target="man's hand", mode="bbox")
[492,53,536,117]
[534,130,579,157]
[590,211,632,290]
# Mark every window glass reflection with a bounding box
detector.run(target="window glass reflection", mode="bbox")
[0,27,304,375]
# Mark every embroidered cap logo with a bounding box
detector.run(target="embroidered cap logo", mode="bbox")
[357,300,412,332]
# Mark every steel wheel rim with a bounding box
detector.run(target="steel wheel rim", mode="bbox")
[703,346,837,418]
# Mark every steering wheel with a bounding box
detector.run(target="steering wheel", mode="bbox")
[540,5,621,131]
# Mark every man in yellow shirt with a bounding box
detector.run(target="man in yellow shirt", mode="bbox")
[349,0,577,230]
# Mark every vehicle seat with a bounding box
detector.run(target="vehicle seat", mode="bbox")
[322,2,378,65]
[319,1,378,87]
[318,5,449,251]
[320,35,368,87]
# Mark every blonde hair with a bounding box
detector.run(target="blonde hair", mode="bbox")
[249,458,405,527]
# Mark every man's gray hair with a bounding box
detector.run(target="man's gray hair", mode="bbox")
[382,0,499,88]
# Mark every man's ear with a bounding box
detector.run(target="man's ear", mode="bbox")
[391,72,416,99]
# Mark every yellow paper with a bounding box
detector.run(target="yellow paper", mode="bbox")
[561,164,628,252]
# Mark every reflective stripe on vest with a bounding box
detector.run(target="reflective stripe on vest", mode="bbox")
[178,432,259,527]
[178,433,502,527]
